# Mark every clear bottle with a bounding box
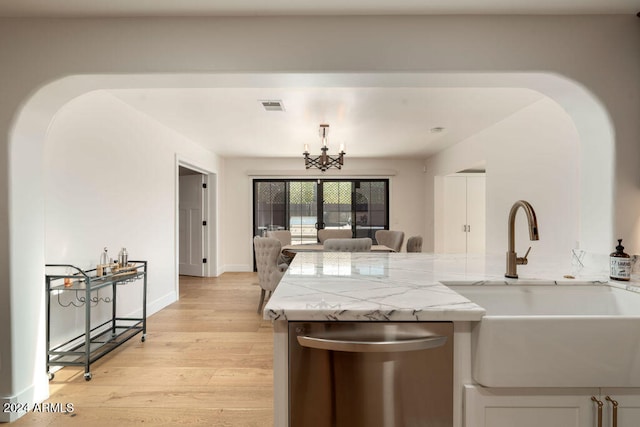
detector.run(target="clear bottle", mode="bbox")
[610,239,631,281]
[99,247,109,276]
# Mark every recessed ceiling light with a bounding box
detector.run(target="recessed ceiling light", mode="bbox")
[430,127,445,133]
[259,100,285,112]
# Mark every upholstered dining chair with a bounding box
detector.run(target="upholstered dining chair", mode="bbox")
[317,228,352,243]
[253,236,288,313]
[266,230,292,246]
[406,235,423,253]
[323,237,372,252]
[375,230,405,252]
[266,230,295,265]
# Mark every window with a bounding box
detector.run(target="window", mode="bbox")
[253,179,389,244]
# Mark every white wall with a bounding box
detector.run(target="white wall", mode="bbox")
[222,157,426,271]
[44,95,429,276]
[44,90,221,346]
[427,98,580,260]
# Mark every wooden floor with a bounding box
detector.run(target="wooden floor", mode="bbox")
[13,273,274,426]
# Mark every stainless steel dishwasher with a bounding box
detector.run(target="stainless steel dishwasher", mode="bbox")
[288,322,453,427]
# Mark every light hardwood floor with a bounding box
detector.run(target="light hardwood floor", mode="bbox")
[13,273,274,426]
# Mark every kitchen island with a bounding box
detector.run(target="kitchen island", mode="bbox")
[265,252,491,322]
[264,251,629,427]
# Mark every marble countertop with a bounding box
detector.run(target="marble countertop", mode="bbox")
[263,252,615,322]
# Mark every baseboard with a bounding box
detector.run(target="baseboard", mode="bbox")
[0,379,47,423]
[147,291,177,316]
[222,264,253,273]
[127,290,177,318]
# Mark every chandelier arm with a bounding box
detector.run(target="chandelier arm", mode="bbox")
[304,155,325,170]
[305,154,344,170]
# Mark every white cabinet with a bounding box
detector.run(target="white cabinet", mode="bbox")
[465,385,640,427]
[439,174,485,254]
[464,385,596,427]
[600,389,640,427]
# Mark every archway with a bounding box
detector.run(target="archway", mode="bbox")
[7,72,613,410]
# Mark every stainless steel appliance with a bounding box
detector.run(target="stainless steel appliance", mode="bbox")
[289,322,453,427]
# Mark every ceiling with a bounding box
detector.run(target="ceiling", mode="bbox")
[0,0,637,17]
[7,1,622,160]
[109,87,544,159]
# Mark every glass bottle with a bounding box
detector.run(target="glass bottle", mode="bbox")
[610,239,631,281]
[99,247,109,276]
[64,267,72,287]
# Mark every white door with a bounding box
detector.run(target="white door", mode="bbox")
[442,176,468,253]
[466,175,486,253]
[179,174,205,276]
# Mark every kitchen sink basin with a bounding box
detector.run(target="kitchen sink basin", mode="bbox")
[444,282,640,387]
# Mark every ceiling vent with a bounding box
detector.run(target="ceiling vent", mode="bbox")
[259,100,285,112]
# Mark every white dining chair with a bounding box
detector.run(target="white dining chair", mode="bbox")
[253,236,288,313]
[266,230,292,246]
[375,230,405,252]
[406,235,423,253]
[323,237,372,252]
[317,229,352,243]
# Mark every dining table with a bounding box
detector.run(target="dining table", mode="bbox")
[281,243,395,255]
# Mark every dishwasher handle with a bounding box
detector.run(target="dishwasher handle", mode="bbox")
[297,334,447,353]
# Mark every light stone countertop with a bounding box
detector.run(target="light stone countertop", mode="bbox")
[263,252,617,322]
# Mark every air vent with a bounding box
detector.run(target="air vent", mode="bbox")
[259,100,285,112]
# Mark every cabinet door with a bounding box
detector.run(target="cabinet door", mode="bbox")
[441,175,486,254]
[466,175,486,253]
[464,385,596,427]
[442,176,468,253]
[601,389,640,427]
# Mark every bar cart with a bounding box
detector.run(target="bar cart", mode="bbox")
[45,261,147,381]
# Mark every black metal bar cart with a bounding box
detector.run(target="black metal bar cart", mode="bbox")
[45,261,147,381]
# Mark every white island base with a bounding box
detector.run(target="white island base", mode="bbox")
[264,252,640,427]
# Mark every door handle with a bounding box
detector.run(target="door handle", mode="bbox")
[297,335,447,353]
[605,396,618,427]
[592,396,603,427]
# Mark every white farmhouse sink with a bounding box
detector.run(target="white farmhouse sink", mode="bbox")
[444,282,640,387]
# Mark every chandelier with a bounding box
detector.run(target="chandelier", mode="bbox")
[303,124,346,172]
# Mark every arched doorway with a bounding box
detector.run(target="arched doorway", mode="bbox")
[7,72,614,409]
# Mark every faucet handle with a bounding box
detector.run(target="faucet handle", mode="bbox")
[517,246,532,265]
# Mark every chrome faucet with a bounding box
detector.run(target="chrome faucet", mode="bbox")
[506,200,539,278]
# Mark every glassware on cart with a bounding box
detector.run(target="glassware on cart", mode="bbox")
[64,267,72,287]
[97,247,109,276]
[118,247,128,268]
